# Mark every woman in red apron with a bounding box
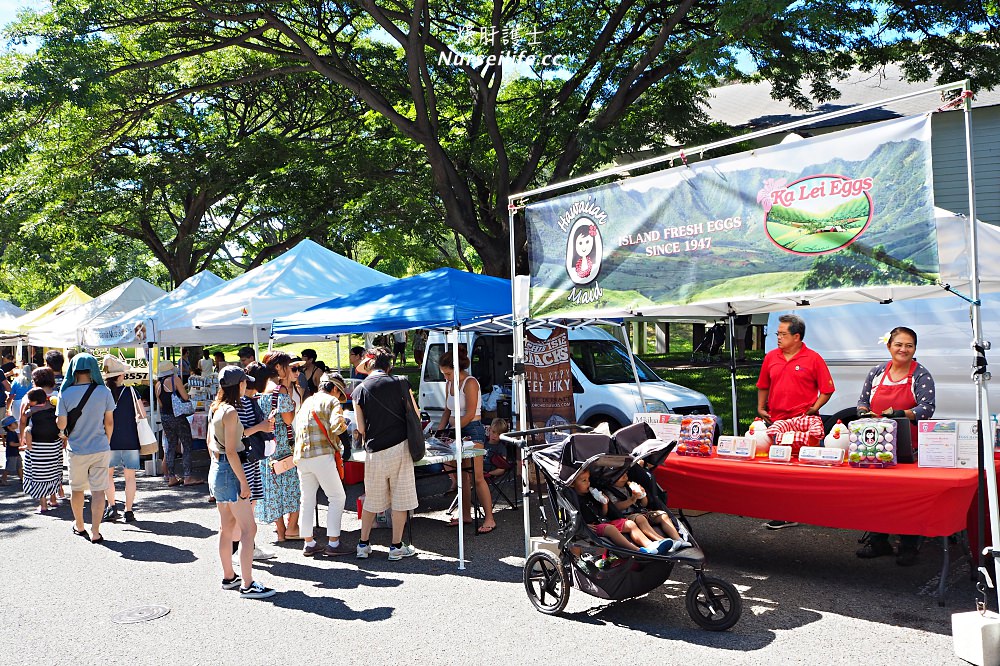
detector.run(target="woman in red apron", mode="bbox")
[855,326,937,566]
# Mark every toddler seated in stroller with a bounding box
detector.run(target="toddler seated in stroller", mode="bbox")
[572,469,684,555]
[600,470,691,550]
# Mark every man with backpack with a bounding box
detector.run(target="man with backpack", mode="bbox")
[55,354,115,544]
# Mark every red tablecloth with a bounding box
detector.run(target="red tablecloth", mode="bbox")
[655,456,979,537]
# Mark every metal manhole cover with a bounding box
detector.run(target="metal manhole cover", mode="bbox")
[112,605,171,624]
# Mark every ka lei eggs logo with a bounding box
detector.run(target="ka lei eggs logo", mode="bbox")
[757,174,874,255]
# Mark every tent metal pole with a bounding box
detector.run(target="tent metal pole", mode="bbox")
[448,328,467,569]
[620,322,647,412]
[149,336,159,474]
[252,325,260,359]
[727,310,739,435]
[512,80,967,203]
[961,80,999,606]
[510,205,534,559]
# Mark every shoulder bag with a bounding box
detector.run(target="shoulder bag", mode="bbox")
[397,377,425,462]
[169,376,195,417]
[65,382,99,437]
[310,411,345,479]
[128,388,158,454]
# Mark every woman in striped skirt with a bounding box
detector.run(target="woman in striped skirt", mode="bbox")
[22,387,63,513]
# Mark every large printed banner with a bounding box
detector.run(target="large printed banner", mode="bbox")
[525,116,937,318]
[524,329,575,429]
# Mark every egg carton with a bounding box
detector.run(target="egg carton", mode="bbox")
[675,415,716,457]
[847,418,897,468]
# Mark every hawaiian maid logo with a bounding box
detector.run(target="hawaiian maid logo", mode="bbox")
[558,197,607,305]
[757,175,874,255]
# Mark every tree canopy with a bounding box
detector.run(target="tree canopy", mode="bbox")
[2,0,997,292]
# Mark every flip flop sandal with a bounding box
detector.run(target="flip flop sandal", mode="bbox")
[91,535,104,544]
[477,525,497,535]
[448,518,473,527]
[72,527,90,540]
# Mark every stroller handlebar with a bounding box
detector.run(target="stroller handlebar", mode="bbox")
[500,423,592,447]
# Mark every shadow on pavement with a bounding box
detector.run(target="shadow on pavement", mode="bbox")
[100,538,197,564]
[257,558,404,591]
[122,518,216,540]
[264,589,394,621]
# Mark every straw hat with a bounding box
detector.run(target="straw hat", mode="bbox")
[156,360,176,378]
[102,355,129,379]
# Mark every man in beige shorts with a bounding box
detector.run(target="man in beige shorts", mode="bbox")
[55,354,115,544]
[351,347,419,561]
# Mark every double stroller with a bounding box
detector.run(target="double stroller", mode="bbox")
[691,321,726,363]
[505,422,741,631]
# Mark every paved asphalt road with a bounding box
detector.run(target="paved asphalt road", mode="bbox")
[1,468,980,666]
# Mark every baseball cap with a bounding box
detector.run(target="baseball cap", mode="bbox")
[219,366,248,388]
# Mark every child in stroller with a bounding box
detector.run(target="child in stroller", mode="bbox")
[600,471,691,551]
[572,469,676,555]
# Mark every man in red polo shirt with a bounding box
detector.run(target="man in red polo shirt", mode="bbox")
[757,314,835,529]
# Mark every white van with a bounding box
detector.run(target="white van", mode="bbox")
[418,326,715,430]
[766,295,999,421]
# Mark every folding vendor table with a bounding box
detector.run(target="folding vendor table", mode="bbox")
[655,456,980,604]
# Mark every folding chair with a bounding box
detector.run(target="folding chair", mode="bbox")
[485,443,519,510]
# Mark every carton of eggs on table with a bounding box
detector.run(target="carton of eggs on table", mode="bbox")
[675,415,716,457]
[847,418,897,468]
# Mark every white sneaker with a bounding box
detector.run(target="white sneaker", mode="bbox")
[356,543,372,559]
[252,546,276,561]
[388,543,417,561]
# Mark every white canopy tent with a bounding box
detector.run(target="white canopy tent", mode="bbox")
[82,270,226,348]
[152,240,396,347]
[0,299,26,333]
[24,278,166,348]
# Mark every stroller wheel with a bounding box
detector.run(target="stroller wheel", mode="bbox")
[523,551,570,615]
[685,575,742,631]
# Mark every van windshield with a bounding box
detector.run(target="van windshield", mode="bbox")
[569,339,660,384]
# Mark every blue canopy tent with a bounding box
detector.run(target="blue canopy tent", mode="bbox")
[271,267,512,338]
[272,267,512,569]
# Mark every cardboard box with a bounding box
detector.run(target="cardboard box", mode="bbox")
[918,421,959,468]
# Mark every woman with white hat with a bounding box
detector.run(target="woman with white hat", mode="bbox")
[102,355,145,523]
[155,360,203,487]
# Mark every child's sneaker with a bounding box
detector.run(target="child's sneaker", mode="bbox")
[356,543,372,559]
[668,539,692,553]
[221,575,242,590]
[388,543,417,561]
[655,539,676,554]
[638,544,660,555]
[239,581,276,599]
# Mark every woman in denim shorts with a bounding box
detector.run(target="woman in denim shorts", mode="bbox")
[209,366,276,599]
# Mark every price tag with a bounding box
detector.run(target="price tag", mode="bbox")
[768,445,793,463]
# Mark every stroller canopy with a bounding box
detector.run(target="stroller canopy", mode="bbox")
[533,433,632,488]
[612,422,676,469]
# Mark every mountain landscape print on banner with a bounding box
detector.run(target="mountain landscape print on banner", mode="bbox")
[524,116,937,318]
